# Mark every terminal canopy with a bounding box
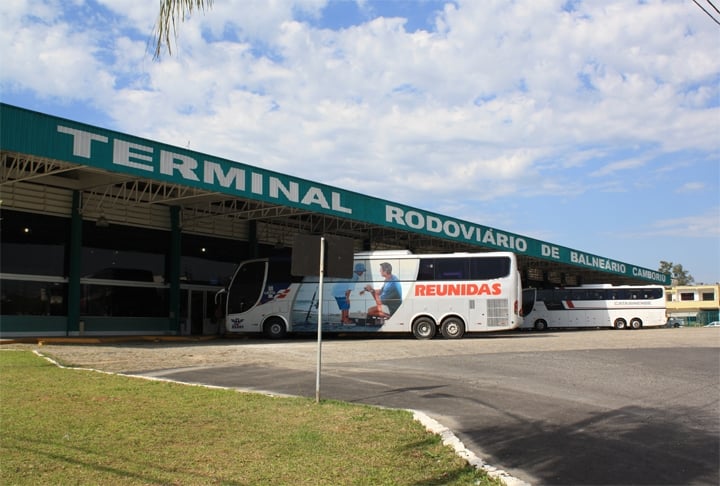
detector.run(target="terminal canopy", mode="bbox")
[0,103,669,287]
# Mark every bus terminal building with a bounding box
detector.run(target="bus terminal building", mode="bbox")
[0,103,670,338]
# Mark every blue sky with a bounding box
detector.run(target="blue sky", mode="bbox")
[1,0,719,283]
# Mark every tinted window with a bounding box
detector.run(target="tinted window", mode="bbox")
[0,210,67,276]
[416,256,511,281]
[469,257,511,279]
[417,260,435,281]
[80,283,166,317]
[537,289,564,310]
[1,280,67,316]
[435,259,466,280]
[571,289,606,300]
[643,288,663,300]
[228,261,266,314]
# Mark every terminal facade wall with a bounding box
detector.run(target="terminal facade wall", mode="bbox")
[0,204,280,337]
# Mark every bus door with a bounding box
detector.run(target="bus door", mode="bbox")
[522,288,536,316]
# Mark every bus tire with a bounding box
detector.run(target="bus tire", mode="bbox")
[614,318,627,330]
[534,319,548,331]
[440,317,465,339]
[263,318,287,339]
[630,318,643,330]
[412,317,436,340]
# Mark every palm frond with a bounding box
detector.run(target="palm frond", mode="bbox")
[153,0,214,60]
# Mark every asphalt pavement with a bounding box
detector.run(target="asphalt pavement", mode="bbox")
[125,329,720,486]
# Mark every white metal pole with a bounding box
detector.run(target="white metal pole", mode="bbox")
[315,236,325,403]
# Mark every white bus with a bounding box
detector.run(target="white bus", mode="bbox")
[216,250,523,340]
[521,284,667,331]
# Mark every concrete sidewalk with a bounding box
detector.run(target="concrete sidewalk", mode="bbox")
[0,335,222,345]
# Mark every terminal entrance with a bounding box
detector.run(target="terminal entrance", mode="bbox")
[180,286,222,336]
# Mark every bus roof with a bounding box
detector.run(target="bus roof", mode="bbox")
[568,284,664,289]
[353,250,516,259]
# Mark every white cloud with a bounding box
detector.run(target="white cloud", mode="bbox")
[590,157,648,177]
[649,209,720,238]
[1,0,719,281]
[676,182,706,193]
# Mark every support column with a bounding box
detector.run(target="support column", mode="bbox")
[66,191,82,336]
[169,206,181,333]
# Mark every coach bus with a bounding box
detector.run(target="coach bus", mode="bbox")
[520,284,667,331]
[215,250,523,340]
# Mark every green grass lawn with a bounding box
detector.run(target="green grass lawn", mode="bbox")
[1,350,503,485]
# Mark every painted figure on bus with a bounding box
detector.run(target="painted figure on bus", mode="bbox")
[362,261,402,324]
[332,262,366,325]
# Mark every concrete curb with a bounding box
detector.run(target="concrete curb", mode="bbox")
[412,410,530,486]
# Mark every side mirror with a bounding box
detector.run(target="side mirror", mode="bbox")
[214,288,227,305]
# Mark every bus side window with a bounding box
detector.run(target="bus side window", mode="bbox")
[538,289,552,301]
[573,290,589,300]
[641,289,660,299]
[441,272,463,279]
[615,289,630,300]
[435,259,466,280]
[543,289,565,310]
[417,260,435,281]
[470,257,511,279]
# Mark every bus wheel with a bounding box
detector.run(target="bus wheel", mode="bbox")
[412,317,436,340]
[441,317,465,339]
[630,318,643,330]
[263,318,287,339]
[614,318,627,330]
[534,320,547,331]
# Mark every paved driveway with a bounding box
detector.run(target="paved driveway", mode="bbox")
[35,328,720,485]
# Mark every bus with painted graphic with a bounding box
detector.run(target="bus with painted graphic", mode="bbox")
[520,284,667,331]
[215,250,523,339]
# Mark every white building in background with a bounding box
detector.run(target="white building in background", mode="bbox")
[665,285,720,325]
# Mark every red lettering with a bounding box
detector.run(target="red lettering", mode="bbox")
[414,282,504,296]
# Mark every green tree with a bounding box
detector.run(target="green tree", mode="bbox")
[153,0,214,59]
[659,261,695,285]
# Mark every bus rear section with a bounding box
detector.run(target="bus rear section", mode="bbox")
[521,284,667,331]
[217,250,523,339]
